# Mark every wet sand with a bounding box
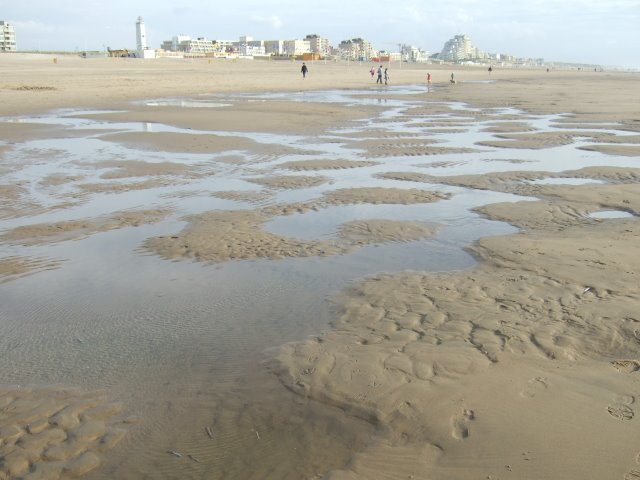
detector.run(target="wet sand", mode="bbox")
[1,53,640,479]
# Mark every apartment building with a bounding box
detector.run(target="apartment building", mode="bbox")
[161,35,217,55]
[401,44,430,63]
[305,34,331,57]
[283,39,311,56]
[438,34,486,62]
[262,40,284,55]
[337,38,375,61]
[1,21,16,52]
[240,43,266,56]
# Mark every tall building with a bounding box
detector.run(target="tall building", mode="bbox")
[337,38,375,61]
[304,34,331,57]
[438,34,485,62]
[0,21,16,52]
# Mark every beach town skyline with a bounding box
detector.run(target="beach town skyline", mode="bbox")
[2,0,639,69]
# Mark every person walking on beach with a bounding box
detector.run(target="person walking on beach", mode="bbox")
[301,62,308,79]
[450,72,456,84]
[370,66,375,79]
[376,65,383,84]
[426,72,432,91]
[384,67,389,85]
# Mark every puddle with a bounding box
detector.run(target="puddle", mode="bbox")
[527,177,606,185]
[589,210,635,219]
[141,99,231,108]
[461,79,496,84]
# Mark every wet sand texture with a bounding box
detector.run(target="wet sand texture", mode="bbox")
[1,54,640,479]
[0,386,130,479]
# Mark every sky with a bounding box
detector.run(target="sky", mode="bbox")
[3,0,640,68]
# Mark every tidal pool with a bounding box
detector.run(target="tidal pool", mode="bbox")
[1,85,638,479]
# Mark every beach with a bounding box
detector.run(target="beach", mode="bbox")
[1,53,639,479]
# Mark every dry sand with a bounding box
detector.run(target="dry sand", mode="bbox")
[1,52,640,479]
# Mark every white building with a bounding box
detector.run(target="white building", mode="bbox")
[0,21,16,52]
[135,17,155,58]
[401,44,430,63]
[438,34,485,62]
[161,35,217,55]
[240,44,266,56]
[283,39,311,56]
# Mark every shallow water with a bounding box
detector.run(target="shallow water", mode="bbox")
[588,210,635,219]
[1,86,638,479]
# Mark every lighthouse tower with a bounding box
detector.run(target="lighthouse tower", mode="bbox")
[135,16,147,57]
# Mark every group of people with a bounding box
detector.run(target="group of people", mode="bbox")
[369,65,390,85]
[301,62,468,91]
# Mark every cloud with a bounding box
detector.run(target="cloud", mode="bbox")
[251,15,284,29]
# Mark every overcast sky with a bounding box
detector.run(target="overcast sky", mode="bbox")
[4,0,640,68]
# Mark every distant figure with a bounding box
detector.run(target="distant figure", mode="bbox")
[488,66,493,75]
[450,72,456,84]
[370,66,375,79]
[376,65,383,84]
[427,72,432,84]
[384,68,389,85]
[301,62,308,79]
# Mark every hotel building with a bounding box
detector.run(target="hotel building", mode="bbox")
[438,34,486,62]
[1,21,16,51]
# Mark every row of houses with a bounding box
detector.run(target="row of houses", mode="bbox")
[158,33,430,62]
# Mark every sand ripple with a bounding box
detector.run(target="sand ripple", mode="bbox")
[0,385,130,479]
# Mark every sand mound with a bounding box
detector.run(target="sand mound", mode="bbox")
[0,209,171,246]
[0,256,63,284]
[144,212,441,264]
[247,175,330,190]
[270,183,640,478]
[278,159,377,171]
[338,220,439,245]
[324,187,449,205]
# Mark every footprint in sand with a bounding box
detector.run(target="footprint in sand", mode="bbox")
[612,360,640,374]
[520,376,548,398]
[607,404,634,421]
[608,393,635,422]
[451,408,474,440]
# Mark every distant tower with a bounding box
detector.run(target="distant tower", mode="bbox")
[136,16,147,56]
